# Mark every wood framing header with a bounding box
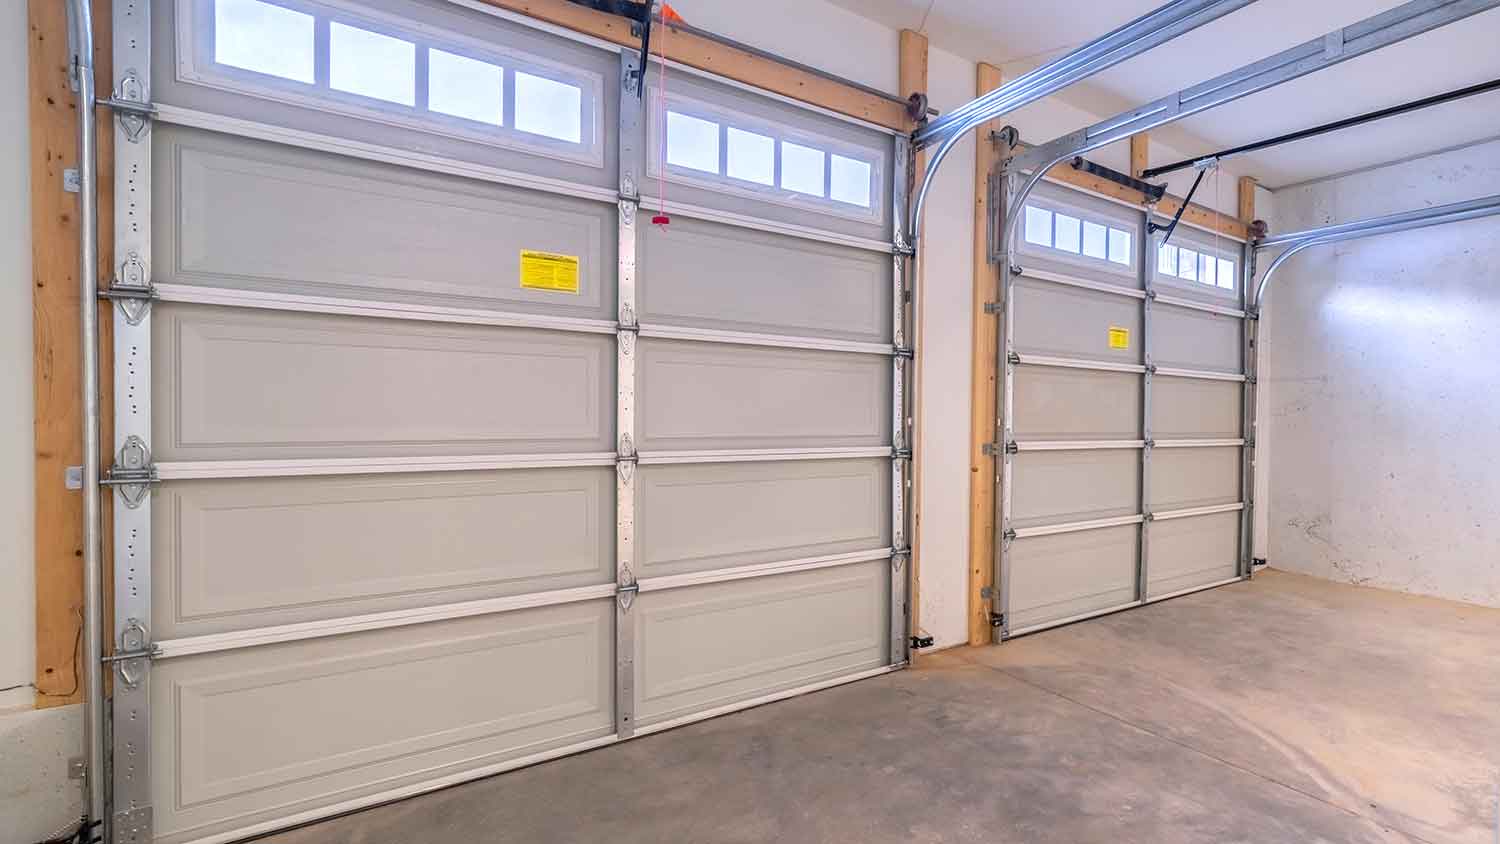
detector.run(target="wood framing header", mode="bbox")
[478,0,910,130]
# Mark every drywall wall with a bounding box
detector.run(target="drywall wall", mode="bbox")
[1264,138,1500,607]
[2,0,35,714]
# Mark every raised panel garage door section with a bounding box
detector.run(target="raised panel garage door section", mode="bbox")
[108,1,911,841]
[994,179,1251,639]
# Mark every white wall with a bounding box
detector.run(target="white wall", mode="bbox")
[2,0,37,713]
[1263,139,1500,607]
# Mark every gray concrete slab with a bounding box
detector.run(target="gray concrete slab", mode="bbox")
[257,570,1500,844]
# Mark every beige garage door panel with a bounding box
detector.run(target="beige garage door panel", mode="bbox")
[153,304,615,460]
[151,600,615,844]
[633,561,889,727]
[1011,450,1140,529]
[153,468,614,638]
[638,217,890,343]
[1012,367,1141,442]
[635,339,890,451]
[637,459,889,578]
[1150,447,1240,513]
[1151,377,1241,439]
[1008,526,1139,631]
[1011,278,1142,364]
[1147,511,1240,598]
[1153,304,1241,374]
[157,127,615,320]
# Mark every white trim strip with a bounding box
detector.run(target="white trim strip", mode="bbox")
[1152,438,1245,449]
[1017,267,1148,300]
[1014,353,1146,375]
[638,324,893,356]
[635,664,901,737]
[183,732,622,844]
[637,548,893,594]
[1151,502,1245,522]
[1146,575,1246,604]
[1012,513,1144,539]
[639,195,894,254]
[1153,366,1246,382]
[636,447,892,465]
[1012,440,1145,452]
[154,583,619,659]
[1005,600,1144,639]
[156,453,618,480]
[154,104,620,205]
[155,284,620,335]
[1152,293,1247,319]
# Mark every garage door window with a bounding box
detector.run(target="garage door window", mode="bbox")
[1157,243,1236,291]
[650,90,884,224]
[1022,203,1135,270]
[179,0,604,165]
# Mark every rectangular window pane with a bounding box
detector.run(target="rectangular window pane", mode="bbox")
[329,23,416,106]
[726,127,774,185]
[1178,247,1198,281]
[829,154,872,207]
[781,141,825,197]
[427,49,502,126]
[1218,258,1236,289]
[1082,221,1108,259]
[1158,243,1178,276]
[1024,206,1053,248]
[1200,254,1218,287]
[666,111,719,173]
[1054,214,1082,254]
[515,71,583,143]
[1108,228,1132,265]
[214,0,315,83]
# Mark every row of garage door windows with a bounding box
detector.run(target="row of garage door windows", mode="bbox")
[208,0,879,213]
[1024,204,1238,291]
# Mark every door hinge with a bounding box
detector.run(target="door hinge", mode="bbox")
[983,301,1000,315]
[68,757,86,780]
[980,585,996,600]
[616,566,639,611]
[980,441,1017,457]
[910,634,934,650]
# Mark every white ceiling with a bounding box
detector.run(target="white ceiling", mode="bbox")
[823,0,1500,187]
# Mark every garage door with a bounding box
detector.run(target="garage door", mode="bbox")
[993,178,1250,638]
[105,2,909,841]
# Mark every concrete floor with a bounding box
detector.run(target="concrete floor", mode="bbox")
[261,570,1500,844]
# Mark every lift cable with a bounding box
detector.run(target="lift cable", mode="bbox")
[1140,76,1500,181]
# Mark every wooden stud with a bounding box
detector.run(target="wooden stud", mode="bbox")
[477,0,908,130]
[899,28,926,649]
[1238,175,1259,225]
[1130,134,1150,179]
[30,0,112,708]
[967,63,1002,647]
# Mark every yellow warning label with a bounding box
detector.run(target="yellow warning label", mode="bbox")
[1108,326,1131,350]
[519,250,581,294]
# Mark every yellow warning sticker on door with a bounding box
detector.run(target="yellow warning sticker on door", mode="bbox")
[519,250,581,294]
[1108,326,1131,349]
